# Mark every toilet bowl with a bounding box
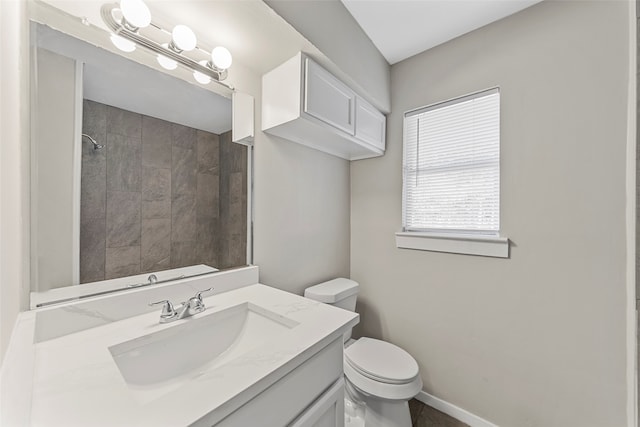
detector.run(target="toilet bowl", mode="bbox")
[304,279,422,427]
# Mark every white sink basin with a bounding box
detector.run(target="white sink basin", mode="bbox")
[109,302,299,387]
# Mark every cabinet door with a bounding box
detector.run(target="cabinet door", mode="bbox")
[289,378,345,427]
[304,58,356,135]
[355,96,386,151]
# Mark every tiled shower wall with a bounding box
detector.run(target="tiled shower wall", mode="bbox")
[80,99,247,283]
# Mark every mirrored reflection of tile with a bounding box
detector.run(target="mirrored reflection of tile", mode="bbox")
[105,246,140,280]
[142,167,171,219]
[172,123,196,150]
[171,241,198,268]
[81,151,106,220]
[142,116,172,169]
[172,147,196,196]
[197,173,219,219]
[82,100,107,146]
[80,218,106,283]
[107,105,142,138]
[197,130,219,174]
[196,216,218,267]
[106,133,141,192]
[171,194,196,242]
[141,218,171,272]
[106,191,141,247]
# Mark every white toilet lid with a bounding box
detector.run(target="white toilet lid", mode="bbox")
[344,338,419,384]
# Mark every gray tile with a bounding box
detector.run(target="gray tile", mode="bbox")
[172,147,197,196]
[171,194,196,242]
[105,246,140,280]
[196,173,219,219]
[171,241,199,268]
[107,133,141,192]
[227,172,245,235]
[196,216,218,267]
[142,167,171,219]
[172,123,196,150]
[80,218,105,283]
[197,130,219,174]
[141,218,171,273]
[142,116,172,169]
[81,150,107,221]
[107,106,142,138]
[106,191,141,247]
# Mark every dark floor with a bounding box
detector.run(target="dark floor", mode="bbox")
[409,399,470,427]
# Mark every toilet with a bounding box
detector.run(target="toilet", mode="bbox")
[304,278,422,427]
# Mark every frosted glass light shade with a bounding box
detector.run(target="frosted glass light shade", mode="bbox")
[171,25,197,52]
[211,46,232,70]
[110,34,136,52]
[157,44,177,70]
[193,60,211,84]
[120,0,151,29]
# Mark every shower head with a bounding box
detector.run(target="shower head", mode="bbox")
[82,133,104,150]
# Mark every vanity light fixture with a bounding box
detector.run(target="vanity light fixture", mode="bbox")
[193,60,212,85]
[157,43,178,70]
[119,0,151,30]
[101,0,233,88]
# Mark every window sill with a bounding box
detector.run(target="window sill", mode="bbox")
[395,231,509,258]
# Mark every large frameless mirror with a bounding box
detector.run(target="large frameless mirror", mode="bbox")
[29,2,251,306]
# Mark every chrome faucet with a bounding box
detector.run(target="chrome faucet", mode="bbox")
[149,288,213,323]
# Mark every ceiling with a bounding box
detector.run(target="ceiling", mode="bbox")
[341,0,543,65]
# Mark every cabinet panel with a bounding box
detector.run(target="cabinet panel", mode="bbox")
[289,378,345,427]
[212,338,343,427]
[355,96,386,150]
[304,58,355,135]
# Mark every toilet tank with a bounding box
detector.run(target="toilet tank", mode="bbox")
[304,278,359,311]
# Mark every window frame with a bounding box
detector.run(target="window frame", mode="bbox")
[396,87,509,258]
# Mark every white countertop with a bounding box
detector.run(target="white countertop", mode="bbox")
[2,280,358,427]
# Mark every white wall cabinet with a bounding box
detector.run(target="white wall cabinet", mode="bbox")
[262,52,385,161]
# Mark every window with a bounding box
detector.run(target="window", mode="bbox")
[396,88,508,257]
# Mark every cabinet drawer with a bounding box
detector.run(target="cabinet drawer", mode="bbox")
[304,58,356,135]
[355,96,386,150]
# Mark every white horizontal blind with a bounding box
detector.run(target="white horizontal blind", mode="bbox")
[403,88,500,234]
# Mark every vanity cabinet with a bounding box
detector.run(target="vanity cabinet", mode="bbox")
[213,337,345,427]
[262,52,385,161]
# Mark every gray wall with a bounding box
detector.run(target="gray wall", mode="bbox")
[265,0,390,112]
[80,100,246,282]
[351,2,631,426]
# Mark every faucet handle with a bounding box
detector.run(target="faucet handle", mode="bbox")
[194,287,214,302]
[149,300,177,320]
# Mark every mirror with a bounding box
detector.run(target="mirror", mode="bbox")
[30,7,250,301]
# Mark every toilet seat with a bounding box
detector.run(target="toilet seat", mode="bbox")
[345,338,419,384]
[344,338,422,400]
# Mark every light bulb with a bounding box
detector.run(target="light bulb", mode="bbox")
[193,60,211,85]
[157,44,177,70]
[120,0,151,29]
[210,46,232,70]
[171,25,197,52]
[110,34,136,52]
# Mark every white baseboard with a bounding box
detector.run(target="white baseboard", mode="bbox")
[415,390,499,427]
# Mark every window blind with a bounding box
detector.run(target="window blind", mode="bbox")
[403,88,500,234]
